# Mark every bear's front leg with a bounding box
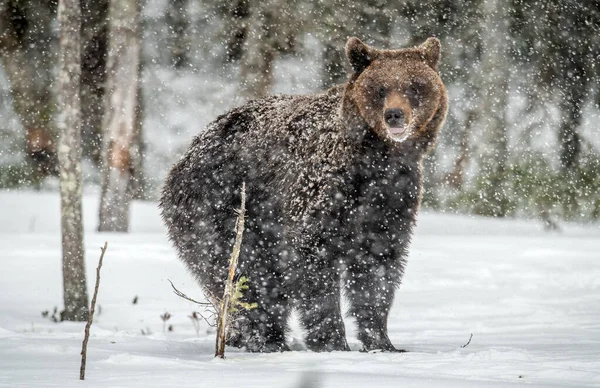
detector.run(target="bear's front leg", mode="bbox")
[345,256,405,352]
[295,255,350,352]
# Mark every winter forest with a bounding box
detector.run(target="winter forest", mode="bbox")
[1,0,600,220]
[1,0,599,387]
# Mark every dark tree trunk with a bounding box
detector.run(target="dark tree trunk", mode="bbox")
[80,0,108,166]
[130,71,145,200]
[322,42,347,89]
[57,0,89,321]
[319,0,392,90]
[558,81,585,218]
[98,0,141,232]
[558,72,584,171]
[239,5,276,100]
[358,0,392,48]
[223,0,249,62]
[0,0,58,183]
[446,110,476,189]
[166,0,189,68]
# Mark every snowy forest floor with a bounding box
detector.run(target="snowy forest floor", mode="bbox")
[0,191,599,388]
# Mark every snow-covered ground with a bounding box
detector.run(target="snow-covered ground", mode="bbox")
[0,191,599,387]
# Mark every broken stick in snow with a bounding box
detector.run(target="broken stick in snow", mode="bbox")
[215,182,246,359]
[461,333,473,348]
[80,242,108,380]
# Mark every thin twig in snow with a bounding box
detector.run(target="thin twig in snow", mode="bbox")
[169,280,217,327]
[168,279,213,306]
[461,333,473,348]
[80,242,108,380]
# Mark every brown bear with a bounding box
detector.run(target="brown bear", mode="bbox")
[160,37,448,352]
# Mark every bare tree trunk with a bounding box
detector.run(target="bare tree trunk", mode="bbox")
[166,0,189,68]
[0,0,58,182]
[239,5,276,100]
[474,0,510,217]
[81,0,108,166]
[446,110,476,189]
[130,73,146,200]
[98,0,141,232]
[221,1,297,99]
[319,0,391,89]
[318,1,352,90]
[322,42,347,89]
[558,79,584,171]
[223,0,249,62]
[57,0,89,322]
[358,1,392,48]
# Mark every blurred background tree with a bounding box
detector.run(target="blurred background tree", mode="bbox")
[0,0,599,226]
[98,0,142,232]
[0,0,58,185]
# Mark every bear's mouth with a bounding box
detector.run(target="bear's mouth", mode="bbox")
[387,124,410,142]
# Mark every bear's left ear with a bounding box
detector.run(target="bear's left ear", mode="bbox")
[418,37,441,71]
[346,37,377,75]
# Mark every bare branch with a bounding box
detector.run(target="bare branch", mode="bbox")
[80,242,108,380]
[168,279,213,306]
[461,333,473,349]
[169,279,217,328]
[192,310,217,328]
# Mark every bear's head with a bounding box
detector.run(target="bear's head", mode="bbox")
[342,37,447,147]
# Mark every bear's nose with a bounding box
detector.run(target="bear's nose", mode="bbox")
[384,108,405,126]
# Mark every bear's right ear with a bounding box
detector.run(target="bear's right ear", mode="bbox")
[346,37,376,75]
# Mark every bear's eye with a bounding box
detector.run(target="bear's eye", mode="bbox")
[406,85,419,97]
[377,87,386,98]
[405,85,421,105]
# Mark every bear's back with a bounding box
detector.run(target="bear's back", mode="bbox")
[189,86,346,189]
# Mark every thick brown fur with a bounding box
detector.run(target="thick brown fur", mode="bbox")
[160,37,448,353]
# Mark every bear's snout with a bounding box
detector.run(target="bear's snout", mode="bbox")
[384,108,405,127]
